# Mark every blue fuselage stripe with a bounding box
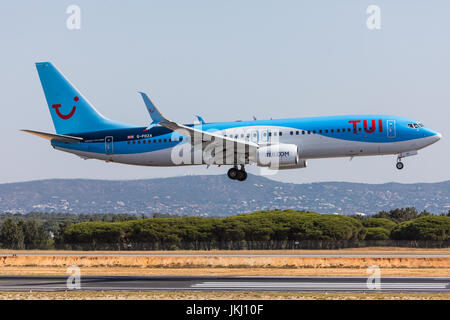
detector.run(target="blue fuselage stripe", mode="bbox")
[52,115,439,155]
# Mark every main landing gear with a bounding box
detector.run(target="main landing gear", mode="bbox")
[227,165,247,181]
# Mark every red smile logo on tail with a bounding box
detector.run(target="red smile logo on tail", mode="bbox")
[52,96,78,120]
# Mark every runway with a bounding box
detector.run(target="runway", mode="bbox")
[0,276,448,292]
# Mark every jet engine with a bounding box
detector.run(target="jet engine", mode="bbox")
[256,144,307,170]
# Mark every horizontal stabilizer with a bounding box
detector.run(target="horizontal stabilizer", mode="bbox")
[21,129,83,143]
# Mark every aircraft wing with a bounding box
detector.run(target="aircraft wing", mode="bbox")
[161,121,258,165]
[21,129,83,143]
[161,121,257,148]
[138,92,258,163]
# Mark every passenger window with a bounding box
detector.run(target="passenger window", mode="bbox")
[302,131,305,135]
[132,141,135,144]
[296,131,299,135]
[179,137,183,141]
[143,140,146,144]
[337,129,340,133]
[290,131,293,135]
[325,130,328,133]
[279,132,282,136]
[331,129,334,133]
[307,131,311,134]
[158,139,161,143]
[319,130,322,133]
[127,141,130,145]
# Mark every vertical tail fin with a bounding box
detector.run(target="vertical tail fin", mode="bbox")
[35,62,132,134]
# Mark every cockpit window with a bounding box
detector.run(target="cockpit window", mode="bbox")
[407,122,424,129]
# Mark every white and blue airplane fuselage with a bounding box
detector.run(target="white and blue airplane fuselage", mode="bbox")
[24,62,442,181]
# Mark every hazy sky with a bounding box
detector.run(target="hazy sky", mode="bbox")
[1,1,449,184]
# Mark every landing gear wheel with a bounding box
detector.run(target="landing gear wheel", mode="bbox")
[227,167,239,180]
[236,170,247,181]
[396,161,404,170]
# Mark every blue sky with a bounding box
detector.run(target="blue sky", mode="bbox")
[1,1,449,183]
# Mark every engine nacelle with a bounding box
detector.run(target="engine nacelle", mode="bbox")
[256,144,306,170]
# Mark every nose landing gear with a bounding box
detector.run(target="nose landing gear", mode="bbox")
[395,150,418,170]
[227,165,247,181]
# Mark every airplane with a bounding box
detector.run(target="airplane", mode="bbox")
[23,62,442,182]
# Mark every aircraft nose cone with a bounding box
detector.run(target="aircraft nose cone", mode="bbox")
[428,130,442,144]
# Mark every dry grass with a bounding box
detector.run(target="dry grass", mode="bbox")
[0,254,448,277]
[1,248,448,277]
[1,247,449,255]
[0,290,448,300]
[0,255,448,268]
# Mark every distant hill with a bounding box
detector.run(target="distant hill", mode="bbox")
[0,175,448,216]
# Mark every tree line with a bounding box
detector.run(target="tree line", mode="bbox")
[1,208,447,250]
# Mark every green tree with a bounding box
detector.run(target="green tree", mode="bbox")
[21,219,50,249]
[390,216,450,241]
[365,227,390,240]
[0,218,25,249]
[373,207,419,223]
[363,218,396,231]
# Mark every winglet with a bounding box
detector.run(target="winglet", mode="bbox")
[138,92,169,125]
[195,115,206,124]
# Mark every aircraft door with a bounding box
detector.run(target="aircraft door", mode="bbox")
[250,130,259,144]
[105,136,114,154]
[387,120,396,138]
[260,129,269,144]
